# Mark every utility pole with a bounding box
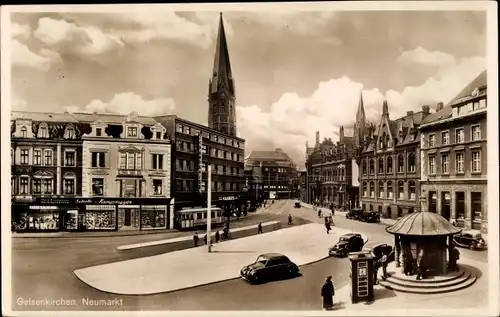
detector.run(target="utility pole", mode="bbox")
[207,164,212,253]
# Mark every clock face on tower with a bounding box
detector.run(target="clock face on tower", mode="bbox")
[220,92,226,98]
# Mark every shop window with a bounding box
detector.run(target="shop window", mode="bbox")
[398,181,404,199]
[387,181,393,199]
[370,181,375,198]
[153,179,163,195]
[409,181,416,200]
[91,152,106,168]
[397,155,404,173]
[441,154,449,174]
[84,209,115,230]
[455,192,465,219]
[141,207,166,229]
[471,192,482,221]
[20,177,29,194]
[456,152,464,173]
[152,154,164,170]
[472,151,481,172]
[64,179,75,195]
[92,178,104,196]
[387,157,393,173]
[378,181,384,198]
[407,152,416,172]
[65,151,75,167]
[471,125,481,141]
[34,149,42,165]
[455,128,464,143]
[127,127,138,137]
[29,213,59,230]
[21,126,27,138]
[21,149,29,165]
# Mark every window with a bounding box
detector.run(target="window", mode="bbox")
[92,178,104,196]
[378,158,384,174]
[409,181,416,200]
[429,156,436,174]
[472,151,481,172]
[201,144,207,154]
[441,131,449,145]
[33,179,41,194]
[370,181,375,198]
[42,179,53,194]
[21,126,27,138]
[471,192,482,221]
[369,159,374,174]
[387,157,393,173]
[39,126,48,138]
[441,154,449,174]
[34,150,42,165]
[397,155,404,173]
[472,101,480,111]
[429,134,435,147]
[398,181,404,199]
[44,150,53,166]
[455,128,464,143]
[65,151,75,166]
[387,181,393,199]
[96,128,102,136]
[152,154,164,170]
[156,132,162,139]
[407,153,416,172]
[456,152,464,173]
[128,127,138,137]
[20,149,29,164]
[153,179,163,195]
[20,177,29,194]
[64,179,75,195]
[177,124,183,133]
[472,125,481,141]
[66,127,75,139]
[91,152,106,168]
[457,105,463,116]
[185,126,191,135]
[378,181,384,198]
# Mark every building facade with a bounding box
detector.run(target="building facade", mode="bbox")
[306,128,358,209]
[297,170,307,202]
[245,165,264,206]
[245,149,297,200]
[419,70,487,232]
[11,111,84,232]
[355,95,430,219]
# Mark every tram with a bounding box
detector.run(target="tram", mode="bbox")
[176,206,224,229]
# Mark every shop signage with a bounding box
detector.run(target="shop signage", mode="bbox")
[35,197,171,205]
[219,196,238,201]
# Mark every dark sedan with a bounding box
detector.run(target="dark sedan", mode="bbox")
[453,230,487,250]
[328,233,364,257]
[359,211,380,223]
[240,253,300,284]
[363,243,394,263]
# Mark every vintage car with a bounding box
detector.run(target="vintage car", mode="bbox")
[346,208,363,220]
[328,233,365,257]
[240,253,300,284]
[359,211,380,223]
[453,230,487,250]
[362,242,394,263]
[294,201,301,208]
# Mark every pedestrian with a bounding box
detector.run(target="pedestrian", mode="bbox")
[215,230,220,243]
[404,248,413,275]
[258,222,263,234]
[317,208,321,218]
[288,214,293,225]
[373,262,379,284]
[416,249,425,280]
[380,253,388,280]
[203,234,207,245]
[449,247,460,271]
[320,276,335,311]
[325,222,331,234]
[193,232,199,247]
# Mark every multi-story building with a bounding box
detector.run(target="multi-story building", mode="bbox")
[245,164,264,206]
[306,127,358,209]
[11,111,84,232]
[354,94,431,219]
[244,149,297,200]
[297,170,307,202]
[419,70,487,232]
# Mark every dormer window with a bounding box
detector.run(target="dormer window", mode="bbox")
[96,128,102,137]
[156,132,162,139]
[20,126,27,138]
[128,127,138,137]
[38,125,48,138]
[65,126,75,139]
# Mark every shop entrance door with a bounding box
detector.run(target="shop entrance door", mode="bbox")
[124,209,131,226]
[441,192,451,220]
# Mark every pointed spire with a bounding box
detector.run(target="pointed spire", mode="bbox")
[382,100,389,115]
[210,12,234,95]
[356,91,366,120]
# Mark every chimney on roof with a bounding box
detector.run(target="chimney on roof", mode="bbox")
[407,111,414,116]
[339,126,344,142]
[436,102,444,112]
[315,131,320,147]
[275,148,283,153]
[422,105,430,114]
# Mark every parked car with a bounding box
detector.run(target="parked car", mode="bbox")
[294,201,301,208]
[453,230,487,250]
[362,243,394,263]
[240,253,300,284]
[346,208,363,220]
[328,233,364,257]
[359,211,380,223]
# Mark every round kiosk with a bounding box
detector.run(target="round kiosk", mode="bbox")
[381,211,477,294]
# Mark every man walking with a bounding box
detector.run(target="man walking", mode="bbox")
[320,276,335,311]
[203,234,207,245]
[416,249,425,280]
[215,230,220,243]
[193,233,199,247]
[380,253,388,280]
[257,222,263,234]
[288,214,293,225]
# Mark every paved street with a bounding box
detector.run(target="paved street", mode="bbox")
[11,200,487,311]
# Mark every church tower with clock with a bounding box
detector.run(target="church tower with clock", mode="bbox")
[208,13,237,137]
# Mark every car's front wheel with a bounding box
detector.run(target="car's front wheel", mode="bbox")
[251,274,263,284]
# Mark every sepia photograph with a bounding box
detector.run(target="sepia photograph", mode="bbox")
[1,2,498,316]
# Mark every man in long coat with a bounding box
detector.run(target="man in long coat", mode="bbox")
[321,276,335,310]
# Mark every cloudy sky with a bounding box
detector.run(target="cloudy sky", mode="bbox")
[8,6,488,167]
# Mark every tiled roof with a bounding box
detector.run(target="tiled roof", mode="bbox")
[246,150,293,162]
[11,111,78,123]
[70,112,158,126]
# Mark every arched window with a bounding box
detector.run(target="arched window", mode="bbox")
[387,156,393,173]
[369,159,375,174]
[363,160,367,175]
[387,181,393,199]
[370,181,375,198]
[385,134,390,147]
[409,181,416,200]
[378,181,384,198]
[398,181,405,199]
[408,152,416,172]
[20,126,27,138]
[363,182,367,197]
[378,158,384,174]
[380,133,385,149]
[398,155,404,173]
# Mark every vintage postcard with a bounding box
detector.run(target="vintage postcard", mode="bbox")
[1,2,498,317]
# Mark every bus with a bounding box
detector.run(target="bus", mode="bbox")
[176,206,224,229]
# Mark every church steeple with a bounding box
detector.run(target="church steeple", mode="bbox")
[353,91,367,148]
[208,13,237,136]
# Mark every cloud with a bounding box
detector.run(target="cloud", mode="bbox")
[12,94,28,111]
[34,17,124,56]
[237,56,486,167]
[397,46,456,67]
[12,23,31,40]
[64,92,176,117]
[11,39,61,71]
